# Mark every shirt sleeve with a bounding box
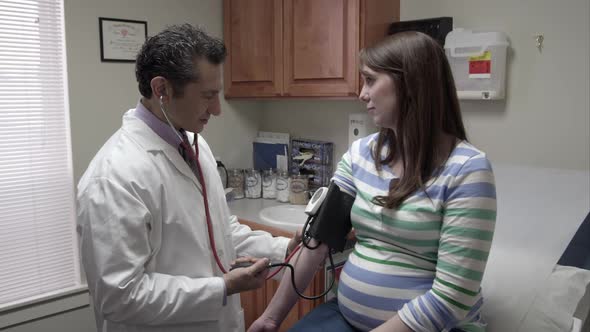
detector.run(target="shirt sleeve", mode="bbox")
[77,177,226,325]
[398,153,497,331]
[228,214,290,264]
[332,143,357,197]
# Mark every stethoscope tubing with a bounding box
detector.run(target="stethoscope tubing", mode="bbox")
[161,99,227,273]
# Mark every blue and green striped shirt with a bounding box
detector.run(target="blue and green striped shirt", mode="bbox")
[333,133,496,332]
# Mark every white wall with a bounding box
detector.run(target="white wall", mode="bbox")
[262,0,590,171]
[402,0,590,171]
[5,1,260,331]
[67,0,261,183]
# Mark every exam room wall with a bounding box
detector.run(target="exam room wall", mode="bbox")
[67,0,262,185]
[4,1,261,331]
[9,0,588,331]
[260,0,590,172]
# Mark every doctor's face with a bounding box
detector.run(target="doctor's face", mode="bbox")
[359,65,398,129]
[167,58,222,134]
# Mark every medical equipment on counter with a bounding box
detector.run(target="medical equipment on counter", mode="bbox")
[228,168,245,199]
[288,174,309,205]
[290,138,334,191]
[253,131,289,171]
[245,169,262,198]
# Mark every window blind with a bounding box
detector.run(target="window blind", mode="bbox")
[0,0,81,309]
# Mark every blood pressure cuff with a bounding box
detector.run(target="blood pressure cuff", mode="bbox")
[308,182,354,252]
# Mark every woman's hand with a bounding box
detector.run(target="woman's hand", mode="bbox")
[247,316,280,332]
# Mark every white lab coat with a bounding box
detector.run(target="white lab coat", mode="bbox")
[77,109,289,332]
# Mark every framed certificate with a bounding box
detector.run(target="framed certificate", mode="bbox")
[99,17,147,62]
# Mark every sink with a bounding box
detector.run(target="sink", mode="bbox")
[259,205,308,232]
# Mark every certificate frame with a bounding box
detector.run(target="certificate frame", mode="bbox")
[99,17,147,62]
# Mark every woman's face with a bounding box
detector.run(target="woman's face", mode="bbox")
[359,65,398,129]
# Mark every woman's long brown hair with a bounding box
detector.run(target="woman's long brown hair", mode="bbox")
[360,32,466,209]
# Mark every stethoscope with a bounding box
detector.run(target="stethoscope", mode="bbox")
[159,96,335,299]
[159,95,228,274]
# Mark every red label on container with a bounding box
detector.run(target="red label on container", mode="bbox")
[469,60,491,74]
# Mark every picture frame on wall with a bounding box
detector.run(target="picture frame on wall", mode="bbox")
[99,17,147,62]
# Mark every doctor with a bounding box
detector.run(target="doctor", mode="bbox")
[77,24,299,332]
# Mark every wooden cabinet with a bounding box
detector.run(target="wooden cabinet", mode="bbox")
[223,0,283,97]
[223,0,399,98]
[238,219,325,331]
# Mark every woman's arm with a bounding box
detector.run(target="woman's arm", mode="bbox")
[247,239,329,332]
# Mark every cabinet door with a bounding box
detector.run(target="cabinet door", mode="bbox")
[223,0,283,97]
[283,0,359,97]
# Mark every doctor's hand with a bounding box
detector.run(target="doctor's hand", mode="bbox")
[223,257,270,295]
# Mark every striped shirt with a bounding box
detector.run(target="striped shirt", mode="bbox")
[333,133,496,332]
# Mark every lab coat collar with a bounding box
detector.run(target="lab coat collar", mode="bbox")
[122,106,202,191]
[134,100,183,148]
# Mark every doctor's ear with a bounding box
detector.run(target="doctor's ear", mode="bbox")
[158,88,169,105]
[150,76,170,100]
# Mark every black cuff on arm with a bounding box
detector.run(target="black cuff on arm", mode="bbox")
[308,183,354,252]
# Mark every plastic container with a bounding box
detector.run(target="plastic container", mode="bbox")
[262,169,277,199]
[444,28,509,100]
[276,170,290,203]
[227,169,245,199]
[289,174,309,205]
[245,169,261,199]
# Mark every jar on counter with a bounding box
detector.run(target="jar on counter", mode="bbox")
[289,174,309,205]
[245,169,262,199]
[227,169,245,199]
[275,170,290,203]
[262,169,277,199]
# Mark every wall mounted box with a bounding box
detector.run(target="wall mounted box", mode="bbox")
[445,28,509,100]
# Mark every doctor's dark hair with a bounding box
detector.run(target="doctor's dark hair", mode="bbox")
[135,24,226,98]
[360,31,466,209]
